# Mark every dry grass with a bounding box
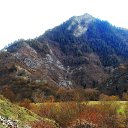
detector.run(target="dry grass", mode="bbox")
[28,101,128,128]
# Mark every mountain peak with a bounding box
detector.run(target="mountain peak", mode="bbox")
[67,13,95,37]
[74,13,94,21]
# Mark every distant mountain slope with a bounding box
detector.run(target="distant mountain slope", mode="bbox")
[0,13,128,98]
[101,64,128,95]
[42,14,128,67]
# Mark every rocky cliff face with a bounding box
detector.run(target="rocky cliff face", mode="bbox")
[66,13,95,37]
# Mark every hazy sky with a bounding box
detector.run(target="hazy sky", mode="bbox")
[0,0,128,49]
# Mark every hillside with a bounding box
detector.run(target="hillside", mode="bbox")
[0,13,128,100]
[0,95,59,128]
[101,64,128,96]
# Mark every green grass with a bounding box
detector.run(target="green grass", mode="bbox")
[0,98,39,122]
[0,124,6,128]
[0,95,59,128]
[82,101,127,115]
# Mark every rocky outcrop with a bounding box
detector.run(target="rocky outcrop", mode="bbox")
[0,115,18,128]
[68,119,98,128]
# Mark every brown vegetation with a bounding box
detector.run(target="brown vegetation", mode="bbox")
[18,101,127,128]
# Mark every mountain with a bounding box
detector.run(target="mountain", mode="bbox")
[0,13,128,100]
[101,64,128,96]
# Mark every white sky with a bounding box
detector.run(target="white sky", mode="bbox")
[0,0,128,49]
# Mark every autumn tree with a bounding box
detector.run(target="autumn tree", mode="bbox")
[1,85,15,102]
[19,98,31,109]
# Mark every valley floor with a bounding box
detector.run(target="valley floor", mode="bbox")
[26,101,128,128]
[1,95,128,128]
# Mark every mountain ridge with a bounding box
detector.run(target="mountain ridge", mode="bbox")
[0,13,128,100]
